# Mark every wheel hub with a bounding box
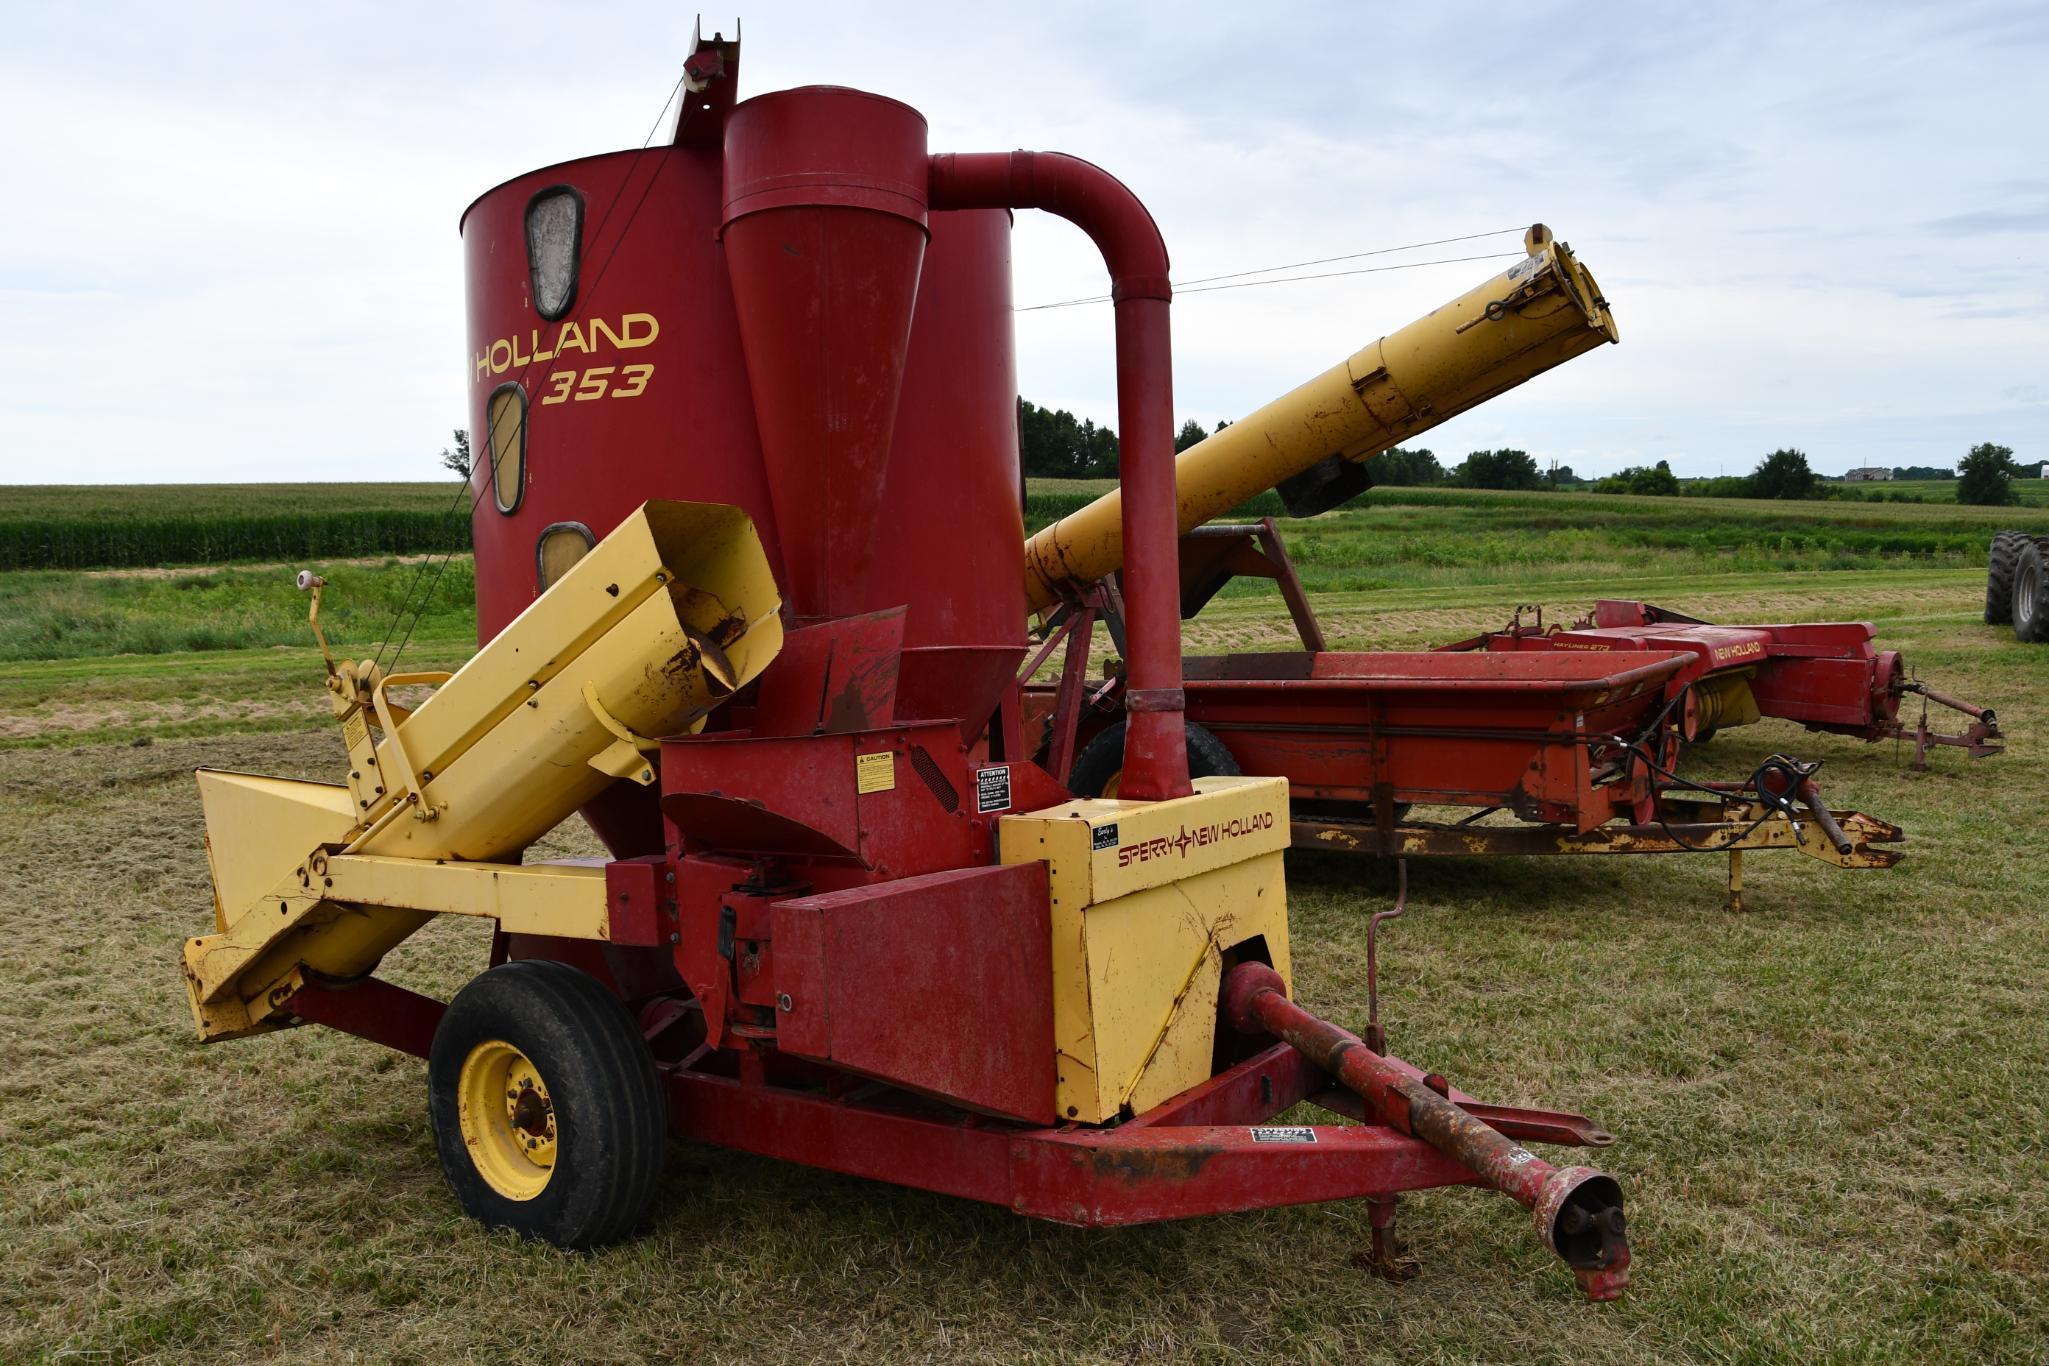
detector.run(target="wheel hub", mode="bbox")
[456,1038,558,1200]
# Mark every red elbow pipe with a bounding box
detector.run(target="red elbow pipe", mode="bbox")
[929,151,1191,800]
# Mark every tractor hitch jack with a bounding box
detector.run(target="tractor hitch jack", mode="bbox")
[1223,961,1632,1301]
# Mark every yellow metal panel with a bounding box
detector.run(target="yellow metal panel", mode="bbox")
[364,500,782,840]
[1022,236,1618,609]
[195,771,357,932]
[185,499,783,1044]
[317,855,611,938]
[182,856,612,1041]
[1001,776,1293,1122]
[1082,853,1288,1119]
[353,587,728,860]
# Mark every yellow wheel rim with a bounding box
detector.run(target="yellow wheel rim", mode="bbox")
[457,1038,558,1201]
[1100,769,1122,799]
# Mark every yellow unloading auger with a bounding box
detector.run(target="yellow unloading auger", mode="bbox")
[1023,225,1616,611]
[183,503,785,1041]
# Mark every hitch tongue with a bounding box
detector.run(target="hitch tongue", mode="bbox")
[1221,962,1631,1301]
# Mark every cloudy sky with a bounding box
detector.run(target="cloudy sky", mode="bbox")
[3,1,2044,484]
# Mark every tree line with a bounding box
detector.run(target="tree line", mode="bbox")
[1591,444,2028,505]
[447,400,2030,507]
[1016,403,2030,507]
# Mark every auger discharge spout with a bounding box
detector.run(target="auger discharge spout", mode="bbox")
[1022,226,1617,612]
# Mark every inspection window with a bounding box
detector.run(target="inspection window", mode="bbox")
[526,186,583,320]
[536,521,596,592]
[486,383,527,514]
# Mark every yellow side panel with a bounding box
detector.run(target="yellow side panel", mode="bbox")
[1001,775,1293,1123]
[359,499,784,862]
[1081,852,1289,1121]
[196,770,356,930]
[319,856,610,938]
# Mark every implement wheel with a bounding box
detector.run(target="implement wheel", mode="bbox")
[2013,538,2049,644]
[1067,718,1240,798]
[428,960,666,1248]
[1986,531,2023,625]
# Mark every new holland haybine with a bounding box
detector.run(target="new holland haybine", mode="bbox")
[181,31,1655,1296]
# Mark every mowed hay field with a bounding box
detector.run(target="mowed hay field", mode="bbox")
[4,486,2048,1361]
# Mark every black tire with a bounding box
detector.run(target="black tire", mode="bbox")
[2013,538,2049,644]
[429,960,666,1249]
[1986,531,2024,625]
[1067,719,1240,798]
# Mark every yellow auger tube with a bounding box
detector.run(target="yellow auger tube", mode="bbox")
[1022,226,1617,612]
[182,499,784,1041]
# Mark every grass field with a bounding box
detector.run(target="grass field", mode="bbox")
[1817,478,2049,506]
[0,483,473,572]
[4,485,2047,1360]
[8,476,2046,572]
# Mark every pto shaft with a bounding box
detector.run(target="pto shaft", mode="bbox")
[1221,962,1630,1300]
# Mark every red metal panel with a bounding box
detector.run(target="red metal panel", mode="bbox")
[1008,1124,1478,1226]
[461,145,779,641]
[666,1069,1024,1207]
[1753,656,1883,728]
[288,977,445,1058]
[659,1049,1478,1225]
[604,855,664,947]
[871,208,1029,739]
[928,152,1191,801]
[772,863,1054,1123]
[750,609,906,738]
[722,87,930,621]
[1175,650,1684,823]
[1120,1041,1325,1128]
[668,854,753,1045]
[660,725,975,878]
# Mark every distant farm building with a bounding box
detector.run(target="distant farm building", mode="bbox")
[1843,467,1892,481]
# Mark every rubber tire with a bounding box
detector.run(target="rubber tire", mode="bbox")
[429,960,666,1249]
[2013,537,2049,643]
[1986,531,2024,625]
[1067,719,1240,798]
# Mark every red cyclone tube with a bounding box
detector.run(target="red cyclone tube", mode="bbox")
[1222,962,1631,1300]
[928,151,1191,800]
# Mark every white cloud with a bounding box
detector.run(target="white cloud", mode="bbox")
[1,0,2044,484]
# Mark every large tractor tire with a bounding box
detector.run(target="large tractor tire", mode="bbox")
[1986,531,2025,625]
[429,960,667,1249]
[2012,537,2049,644]
[1067,719,1241,798]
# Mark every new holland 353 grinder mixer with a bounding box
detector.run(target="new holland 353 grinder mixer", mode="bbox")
[181,34,1632,1298]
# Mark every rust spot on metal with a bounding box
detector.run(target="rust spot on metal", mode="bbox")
[1092,1144,1216,1184]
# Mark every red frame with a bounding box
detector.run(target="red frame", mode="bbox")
[285,973,1610,1236]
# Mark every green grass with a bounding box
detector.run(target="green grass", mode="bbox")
[1257,487,2049,596]
[0,482,472,571]
[0,558,476,665]
[0,482,468,519]
[1816,477,2049,506]
[5,483,2044,666]
[9,477,2044,573]
[3,488,2047,1359]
